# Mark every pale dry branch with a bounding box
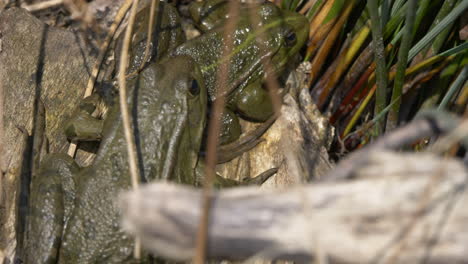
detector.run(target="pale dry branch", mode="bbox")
[117,0,141,259]
[326,110,460,181]
[430,118,468,154]
[121,151,468,263]
[22,0,63,12]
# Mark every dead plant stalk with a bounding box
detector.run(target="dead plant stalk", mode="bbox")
[117,0,142,259]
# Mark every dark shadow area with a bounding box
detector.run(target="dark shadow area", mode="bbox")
[15,24,48,259]
[72,30,93,77]
[131,73,147,183]
[150,3,166,64]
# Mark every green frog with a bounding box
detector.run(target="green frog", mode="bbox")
[24,56,200,263]
[173,0,309,144]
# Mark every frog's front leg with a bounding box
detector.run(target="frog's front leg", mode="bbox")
[64,94,105,141]
[23,154,79,264]
[232,79,274,122]
[217,79,276,151]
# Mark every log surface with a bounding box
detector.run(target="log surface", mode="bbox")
[121,152,468,263]
[0,8,95,260]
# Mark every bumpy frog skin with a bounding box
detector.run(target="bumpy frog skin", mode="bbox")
[115,2,185,73]
[173,1,309,143]
[23,56,207,263]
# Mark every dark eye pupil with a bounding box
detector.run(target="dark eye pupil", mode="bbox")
[285,31,296,46]
[190,79,200,95]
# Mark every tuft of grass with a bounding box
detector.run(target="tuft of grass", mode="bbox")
[292,0,468,152]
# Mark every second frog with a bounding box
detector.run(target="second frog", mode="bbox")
[172,0,309,144]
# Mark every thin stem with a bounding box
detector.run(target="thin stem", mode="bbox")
[367,0,388,135]
[0,74,3,204]
[193,1,240,263]
[438,66,468,110]
[117,0,141,259]
[386,0,417,130]
[126,0,159,78]
[247,2,283,118]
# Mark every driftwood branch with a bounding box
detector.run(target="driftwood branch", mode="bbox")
[120,152,468,263]
[326,111,461,181]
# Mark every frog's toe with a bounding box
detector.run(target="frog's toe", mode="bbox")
[242,168,278,185]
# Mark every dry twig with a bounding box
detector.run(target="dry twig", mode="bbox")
[117,0,142,259]
[21,0,63,12]
[193,1,241,263]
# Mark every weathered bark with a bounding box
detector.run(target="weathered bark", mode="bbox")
[217,63,334,187]
[121,152,468,263]
[0,8,95,260]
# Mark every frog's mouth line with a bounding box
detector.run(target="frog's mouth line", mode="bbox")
[159,106,189,181]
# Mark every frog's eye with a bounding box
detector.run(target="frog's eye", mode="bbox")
[284,30,297,47]
[189,79,200,96]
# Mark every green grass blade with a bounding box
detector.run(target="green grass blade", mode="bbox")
[426,0,460,55]
[387,0,418,130]
[391,0,406,16]
[367,0,388,135]
[439,42,468,57]
[438,66,468,110]
[383,1,407,40]
[408,0,468,60]
[381,0,391,25]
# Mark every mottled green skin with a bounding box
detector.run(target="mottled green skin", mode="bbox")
[176,2,309,102]
[175,1,309,142]
[24,56,207,263]
[189,0,242,32]
[218,108,241,145]
[116,2,185,73]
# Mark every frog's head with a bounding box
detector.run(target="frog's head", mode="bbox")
[172,2,309,101]
[162,56,208,185]
[251,2,309,75]
[133,56,207,184]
